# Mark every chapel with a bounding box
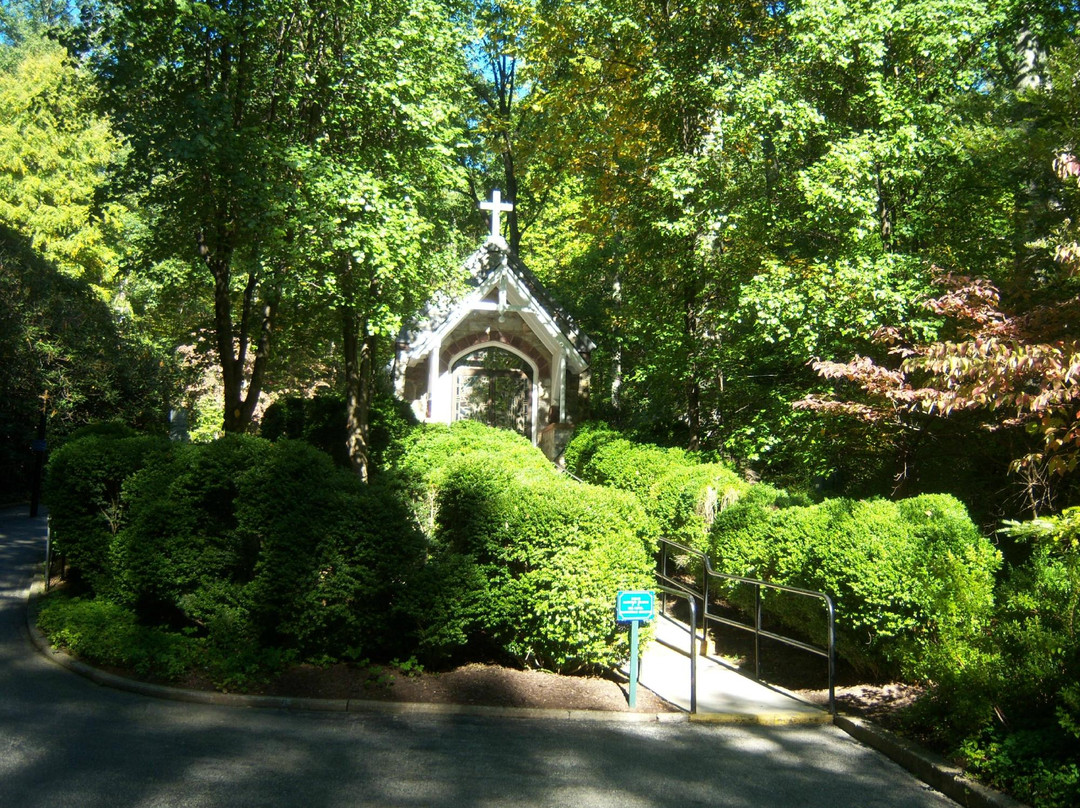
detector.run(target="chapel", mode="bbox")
[394,192,594,462]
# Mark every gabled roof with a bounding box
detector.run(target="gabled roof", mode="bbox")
[399,236,595,373]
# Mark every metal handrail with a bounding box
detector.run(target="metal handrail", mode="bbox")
[657,537,836,715]
[652,585,698,714]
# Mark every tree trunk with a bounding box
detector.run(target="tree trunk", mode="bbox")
[610,271,622,411]
[342,303,374,482]
[207,254,277,433]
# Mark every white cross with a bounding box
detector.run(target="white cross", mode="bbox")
[479,189,514,239]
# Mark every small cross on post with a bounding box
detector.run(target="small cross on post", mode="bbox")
[479,189,513,239]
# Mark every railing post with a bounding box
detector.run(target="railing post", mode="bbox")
[826,596,836,716]
[688,596,698,714]
[655,537,836,716]
[701,572,709,656]
[754,583,762,681]
[44,517,52,592]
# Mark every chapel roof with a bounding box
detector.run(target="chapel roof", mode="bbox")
[398,236,595,360]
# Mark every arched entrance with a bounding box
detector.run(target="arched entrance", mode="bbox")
[451,347,534,440]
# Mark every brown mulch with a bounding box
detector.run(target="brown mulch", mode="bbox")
[214,661,675,713]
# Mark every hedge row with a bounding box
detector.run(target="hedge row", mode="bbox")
[46,421,656,680]
[914,511,1080,808]
[565,423,1001,683]
[391,420,657,672]
[46,433,423,678]
[564,422,747,551]
[707,485,1001,680]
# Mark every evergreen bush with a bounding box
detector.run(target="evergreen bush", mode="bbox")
[391,421,656,672]
[48,431,424,673]
[45,432,173,591]
[564,423,749,551]
[424,459,655,671]
[708,492,1000,679]
[911,509,1080,808]
[579,438,689,496]
[562,421,622,475]
[649,463,749,552]
[235,440,424,659]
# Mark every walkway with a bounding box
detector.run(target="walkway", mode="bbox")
[637,613,829,724]
[0,506,960,807]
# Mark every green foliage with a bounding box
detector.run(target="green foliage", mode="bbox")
[260,389,417,472]
[36,594,199,681]
[565,424,748,552]
[579,438,690,497]
[648,464,749,553]
[391,421,656,672]
[562,421,622,476]
[234,440,424,658]
[900,506,1080,807]
[389,420,553,534]
[107,435,272,617]
[0,32,130,292]
[44,432,173,591]
[47,431,424,670]
[1,226,172,502]
[709,492,1000,679]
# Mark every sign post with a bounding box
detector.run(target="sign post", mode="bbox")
[616,589,656,708]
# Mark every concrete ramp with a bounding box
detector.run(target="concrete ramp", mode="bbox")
[635,614,831,724]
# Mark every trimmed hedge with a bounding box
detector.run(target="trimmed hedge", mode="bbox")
[708,491,1000,680]
[389,419,554,534]
[46,432,424,671]
[649,463,748,552]
[561,421,623,476]
[45,432,173,592]
[564,423,747,551]
[391,421,657,672]
[260,389,416,473]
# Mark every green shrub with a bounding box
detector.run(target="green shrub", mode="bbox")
[389,420,553,534]
[902,508,1080,808]
[108,436,422,661]
[564,424,749,552]
[562,422,622,475]
[235,440,424,659]
[648,463,749,552]
[48,432,423,665]
[45,432,173,591]
[391,421,656,671]
[579,438,690,496]
[425,457,656,671]
[106,434,271,616]
[708,492,999,680]
[36,593,198,681]
[261,390,417,472]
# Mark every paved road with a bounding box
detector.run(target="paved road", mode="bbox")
[0,508,956,808]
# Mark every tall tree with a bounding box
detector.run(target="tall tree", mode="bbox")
[0,30,128,295]
[87,0,467,456]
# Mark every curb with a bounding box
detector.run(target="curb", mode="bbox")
[691,710,834,726]
[833,715,1030,808]
[25,584,686,725]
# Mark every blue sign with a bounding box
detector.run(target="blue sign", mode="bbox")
[616,589,655,622]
